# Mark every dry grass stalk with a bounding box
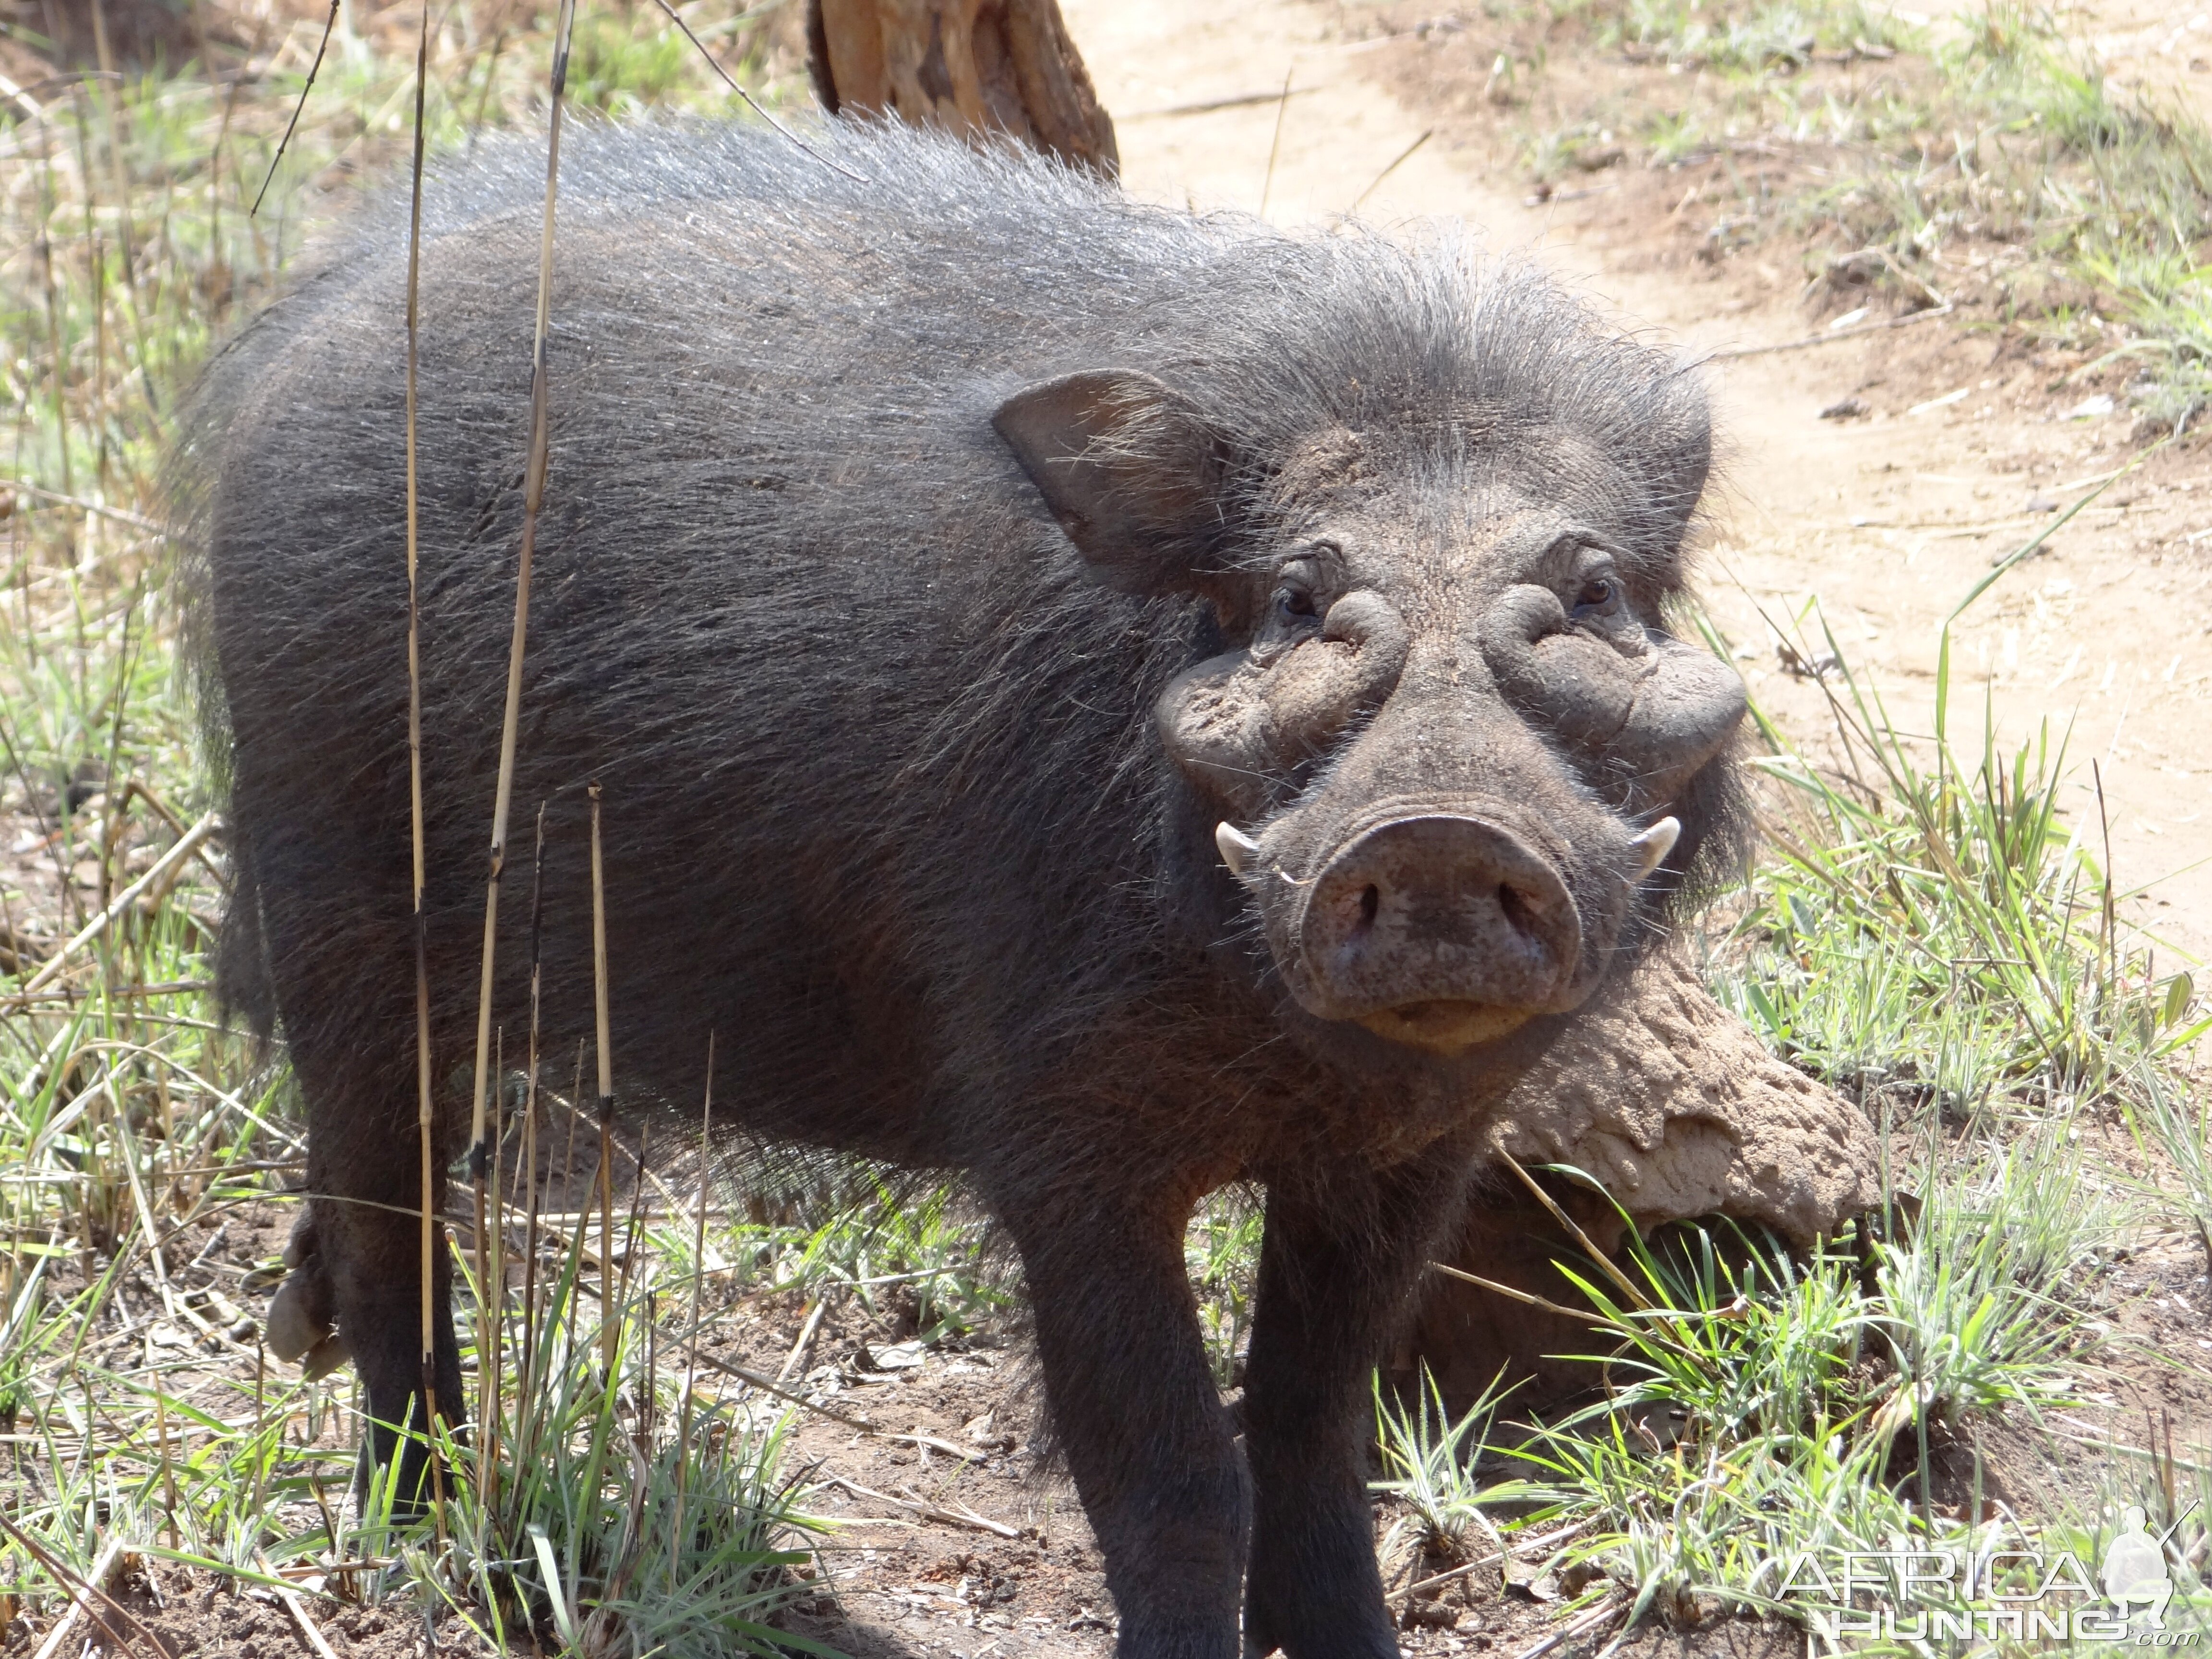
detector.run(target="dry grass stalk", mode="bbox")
[26,1538,127,1659]
[251,0,341,216]
[615,1119,650,1330]
[1258,66,1292,217]
[399,0,444,1506]
[257,1553,343,1659]
[589,779,615,1374]
[478,1024,504,1517]
[466,0,579,1176]
[671,1031,714,1593]
[16,811,214,994]
[520,805,549,1393]
[775,1295,827,1384]
[3,1529,144,1659]
[817,1474,1021,1539]
[445,0,573,1503]
[645,0,866,182]
[153,1386,178,1545]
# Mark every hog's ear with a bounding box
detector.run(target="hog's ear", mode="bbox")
[993,370,1231,593]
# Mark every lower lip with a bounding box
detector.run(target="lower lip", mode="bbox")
[1354,1000,1536,1057]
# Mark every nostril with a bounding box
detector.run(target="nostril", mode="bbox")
[1358,884,1381,928]
[1496,882,1541,941]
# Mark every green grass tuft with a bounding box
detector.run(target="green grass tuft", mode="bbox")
[1703,612,2201,1123]
[1520,0,2212,424]
[1372,512,2207,1637]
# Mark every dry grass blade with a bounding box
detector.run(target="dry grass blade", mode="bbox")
[468,0,577,1184]
[1427,1259,1595,1323]
[17,811,214,993]
[254,1553,342,1659]
[818,1475,1022,1539]
[28,1538,123,1659]
[398,0,444,1499]
[671,1031,715,1593]
[1350,128,1431,211]
[1495,1151,1652,1312]
[678,1344,878,1431]
[0,67,44,120]
[521,802,549,1391]
[590,777,615,1373]
[1399,1523,1588,1601]
[775,1293,827,1385]
[451,0,578,1535]
[1258,65,1293,216]
[2,481,163,530]
[643,0,867,182]
[451,0,573,1501]
[1,1528,148,1659]
[1710,301,1954,359]
[250,0,341,215]
[1511,1594,1623,1659]
[479,1027,504,1516]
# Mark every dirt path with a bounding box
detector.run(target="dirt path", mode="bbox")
[2061,0,2212,116]
[1068,0,2212,965]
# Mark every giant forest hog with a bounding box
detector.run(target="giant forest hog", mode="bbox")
[180,120,1749,1659]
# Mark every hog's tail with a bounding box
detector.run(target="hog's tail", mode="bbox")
[214,824,279,1045]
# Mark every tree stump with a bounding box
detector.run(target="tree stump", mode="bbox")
[806,0,1118,178]
[1399,949,1881,1417]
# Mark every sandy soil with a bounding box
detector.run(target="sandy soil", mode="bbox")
[7,1184,2203,1659]
[2058,0,2212,113]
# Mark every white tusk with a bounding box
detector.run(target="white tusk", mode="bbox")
[1215,822,1262,876]
[1630,816,1682,880]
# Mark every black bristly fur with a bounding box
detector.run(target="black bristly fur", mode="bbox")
[174,117,1746,1659]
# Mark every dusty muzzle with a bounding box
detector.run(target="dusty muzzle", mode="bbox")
[1220,807,1680,1058]
[1285,810,1583,1056]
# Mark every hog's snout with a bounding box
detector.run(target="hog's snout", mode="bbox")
[1286,813,1581,1056]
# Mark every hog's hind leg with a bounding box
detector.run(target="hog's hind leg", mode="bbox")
[278,967,467,1513]
[1240,1145,1478,1659]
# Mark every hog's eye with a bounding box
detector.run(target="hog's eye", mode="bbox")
[1572,576,1620,618]
[1275,585,1320,623]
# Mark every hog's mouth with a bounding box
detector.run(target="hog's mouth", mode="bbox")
[1354,999,1536,1058]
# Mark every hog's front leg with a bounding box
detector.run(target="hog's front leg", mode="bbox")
[1241,1142,1479,1659]
[997,1186,1251,1659]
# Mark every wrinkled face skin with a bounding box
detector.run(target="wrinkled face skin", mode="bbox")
[997,369,1747,1062]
